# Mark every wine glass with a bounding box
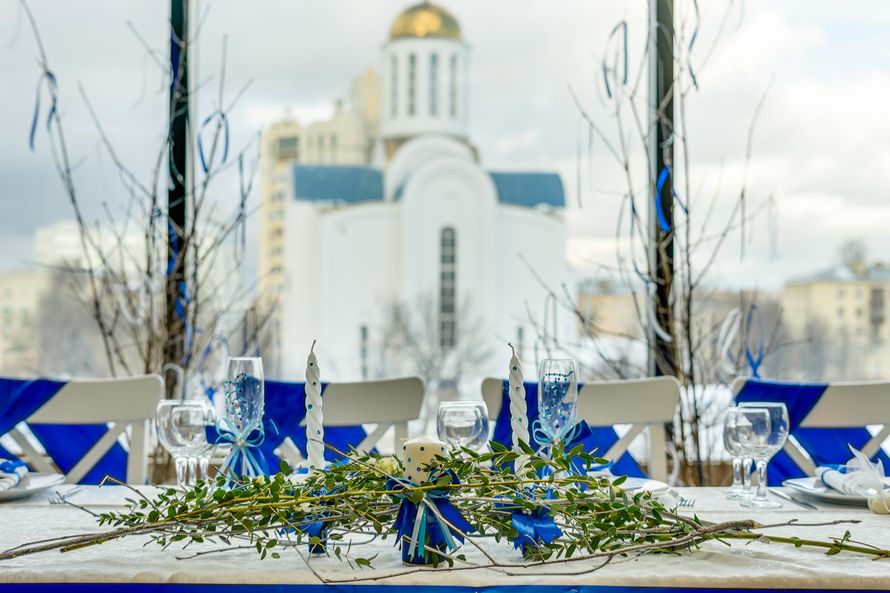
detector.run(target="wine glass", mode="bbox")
[437,401,489,450]
[156,400,214,489]
[185,397,217,483]
[737,402,789,508]
[722,407,753,499]
[537,359,579,449]
[223,357,264,434]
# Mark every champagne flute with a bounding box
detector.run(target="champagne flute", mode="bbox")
[537,359,579,449]
[223,357,264,434]
[437,401,489,450]
[737,402,789,508]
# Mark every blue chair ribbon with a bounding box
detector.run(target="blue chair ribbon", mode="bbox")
[0,457,27,474]
[387,470,474,564]
[736,379,890,485]
[1,378,127,484]
[492,380,643,478]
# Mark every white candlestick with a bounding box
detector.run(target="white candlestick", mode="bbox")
[305,340,325,469]
[400,436,447,483]
[508,343,530,473]
[508,343,529,449]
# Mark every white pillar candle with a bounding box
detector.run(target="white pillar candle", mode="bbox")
[305,340,325,469]
[400,436,447,483]
[508,343,530,474]
[508,343,529,450]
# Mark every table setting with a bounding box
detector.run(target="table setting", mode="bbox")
[1,344,889,592]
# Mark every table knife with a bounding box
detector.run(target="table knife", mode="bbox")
[773,488,818,510]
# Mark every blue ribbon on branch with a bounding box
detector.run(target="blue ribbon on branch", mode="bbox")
[29,70,58,151]
[387,470,474,564]
[744,304,765,378]
[197,110,230,173]
[654,166,688,233]
[495,498,562,551]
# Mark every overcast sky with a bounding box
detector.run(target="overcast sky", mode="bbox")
[1,0,888,290]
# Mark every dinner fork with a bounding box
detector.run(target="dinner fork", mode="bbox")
[49,486,82,505]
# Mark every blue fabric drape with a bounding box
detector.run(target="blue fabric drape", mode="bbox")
[735,378,890,485]
[255,380,367,473]
[0,377,128,484]
[491,380,643,477]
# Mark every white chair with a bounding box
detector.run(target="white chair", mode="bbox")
[731,377,890,476]
[276,377,425,464]
[8,375,164,484]
[481,376,681,481]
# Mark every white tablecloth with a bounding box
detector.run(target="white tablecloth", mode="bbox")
[1,486,889,590]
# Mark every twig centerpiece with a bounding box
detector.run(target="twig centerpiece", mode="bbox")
[1,444,888,574]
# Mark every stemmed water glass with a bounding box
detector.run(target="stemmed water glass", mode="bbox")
[722,407,753,499]
[437,401,489,450]
[156,399,215,489]
[537,359,579,450]
[737,402,790,508]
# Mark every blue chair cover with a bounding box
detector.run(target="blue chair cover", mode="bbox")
[254,380,367,474]
[491,380,644,477]
[735,378,890,485]
[0,377,128,484]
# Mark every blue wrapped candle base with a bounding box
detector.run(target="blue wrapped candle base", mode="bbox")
[401,540,448,565]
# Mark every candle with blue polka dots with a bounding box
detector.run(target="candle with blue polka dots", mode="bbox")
[400,436,447,483]
[305,340,325,469]
[508,343,530,474]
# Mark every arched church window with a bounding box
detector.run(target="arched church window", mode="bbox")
[390,54,398,117]
[440,227,457,349]
[408,53,417,116]
[449,54,458,118]
[429,53,439,116]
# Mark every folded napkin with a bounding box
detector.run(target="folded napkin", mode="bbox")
[0,457,28,491]
[816,446,890,514]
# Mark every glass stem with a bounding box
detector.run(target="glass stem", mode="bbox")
[742,456,753,491]
[187,457,198,488]
[731,457,742,489]
[755,458,769,501]
[174,456,188,490]
[198,456,210,482]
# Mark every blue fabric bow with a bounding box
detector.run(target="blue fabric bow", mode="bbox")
[214,419,267,480]
[492,380,643,477]
[0,457,27,474]
[387,470,474,564]
[736,379,890,485]
[495,497,562,551]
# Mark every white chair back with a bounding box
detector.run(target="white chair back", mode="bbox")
[276,377,425,464]
[731,378,890,475]
[480,376,680,481]
[10,375,164,484]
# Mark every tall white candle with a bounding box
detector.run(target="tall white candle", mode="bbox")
[508,343,530,470]
[305,340,325,469]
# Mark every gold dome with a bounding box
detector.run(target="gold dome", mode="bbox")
[389,2,462,41]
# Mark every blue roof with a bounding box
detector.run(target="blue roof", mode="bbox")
[292,164,564,208]
[489,171,565,208]
[292,164,383,204]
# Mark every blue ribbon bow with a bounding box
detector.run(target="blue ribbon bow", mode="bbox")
[214,418,266,480]
[0,457,27,474]
[388,470,474,564]
[507,505,562,551]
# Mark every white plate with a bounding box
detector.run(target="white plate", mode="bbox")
[783,476,890,506]
[0,472,66,502]
[616,476,671,496]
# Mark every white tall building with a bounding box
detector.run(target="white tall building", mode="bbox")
[274,2,572,381]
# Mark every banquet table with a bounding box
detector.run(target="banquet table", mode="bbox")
[1,485,888,592]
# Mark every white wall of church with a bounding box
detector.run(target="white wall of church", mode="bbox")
[282,202,399,380]
[493,206,570,372]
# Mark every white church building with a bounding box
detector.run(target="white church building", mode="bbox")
[273,3,572,381]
